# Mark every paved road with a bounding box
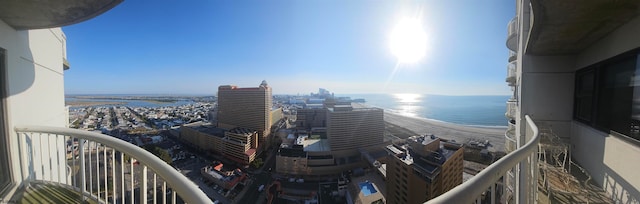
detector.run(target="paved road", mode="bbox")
[192,178,232,204]
[237,171,270,204]
[237,147,277,204]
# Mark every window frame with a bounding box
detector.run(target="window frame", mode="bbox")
[574,48,640,146]
[0,48,13,197]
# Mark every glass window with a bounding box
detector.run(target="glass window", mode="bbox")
[575,69,595,122]
[595,56,636,137]
[574,51,640,142]
[0,48,10,194]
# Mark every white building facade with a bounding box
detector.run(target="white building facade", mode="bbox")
[0,20,70,198]
[1,2,211,203]
[506,0,640,203]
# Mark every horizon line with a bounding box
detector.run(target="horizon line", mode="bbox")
[65,93,511,97]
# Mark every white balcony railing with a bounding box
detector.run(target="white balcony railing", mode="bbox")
[506,16,518,51]
[506,61,517,86]
[508,50,517,62]
[505,123,517,153]
[505,98,517,119]
[14,126,212,204]
[426,115,539,204]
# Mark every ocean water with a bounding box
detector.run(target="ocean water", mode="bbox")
[347,94,510,127]
[66,98,194,108]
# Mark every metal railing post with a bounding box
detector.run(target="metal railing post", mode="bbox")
[79,139,86,202]
[14,126,213,204]
[426,115,539,204]
[142,165,148,204]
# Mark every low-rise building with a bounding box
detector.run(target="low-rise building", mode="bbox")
[276,131,384,177]
[181,122,258,165]
[201,162,247,190]
[385,135,463,204]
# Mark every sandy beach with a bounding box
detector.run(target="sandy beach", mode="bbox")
[383,111,507,152]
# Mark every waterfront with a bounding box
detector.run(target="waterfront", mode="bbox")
[65,97,196,108]
[348,94,510,127]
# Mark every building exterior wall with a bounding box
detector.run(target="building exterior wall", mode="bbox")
[295,108,326,130]
[181,125,257,165]
[224,130,255,164]
[270,107,283,127]
[276,155,310,175]
[385,144,463,204]
[1,20,68,186]
[275,148,372,177]
[180,125,224,153]
[327,108,384,151]
[217,84,272,150]
[568,15,640,203]
[438,147,463,195]
[513,2,640,202]
[386,158,412,204]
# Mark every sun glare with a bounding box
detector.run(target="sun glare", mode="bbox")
[394,93,422,103]
[389,17,428,64]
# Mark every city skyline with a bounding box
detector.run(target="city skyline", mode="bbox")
[63,1,514,95]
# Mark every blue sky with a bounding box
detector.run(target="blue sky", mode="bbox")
[63,1,515,95]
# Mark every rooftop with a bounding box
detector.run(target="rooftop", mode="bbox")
[245,148,256,156]
[278,145,307,158]
[228,127,255,135]
[386,134,463,183]
[359,181,378,196]
[186,123,226,137]
[349,175,386,204]
[303,138,331,152]
[218,84,269,91]
[296,134,331,152]
[327,106,382,112]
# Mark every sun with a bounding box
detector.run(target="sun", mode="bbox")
[389,17,428,64]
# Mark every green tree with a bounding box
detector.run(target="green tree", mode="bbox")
[250,158,263,169]
[143,144,173,165]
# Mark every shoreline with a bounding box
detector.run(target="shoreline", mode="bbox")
[65,101,127,107]
[382,109,506,152]
[354,102,506,128]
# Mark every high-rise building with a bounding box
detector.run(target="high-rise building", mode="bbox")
[275,103,385,176]
[295,108,327,130]
[327,105,384,151]
[217,80,272,150]
[385,135,463,204]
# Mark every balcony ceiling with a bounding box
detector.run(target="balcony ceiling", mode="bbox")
[527,0,640,55]
[0,0,122,30]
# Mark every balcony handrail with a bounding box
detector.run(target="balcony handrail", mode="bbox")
[14,125,212,204]
[506,16,519,51]
[426,115,539,204]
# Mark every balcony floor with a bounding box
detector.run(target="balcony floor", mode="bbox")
[537,163,613,204]
[13,182,97,204]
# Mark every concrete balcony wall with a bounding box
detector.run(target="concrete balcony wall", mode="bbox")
[0,19,67,187]
[520,55,575,142]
